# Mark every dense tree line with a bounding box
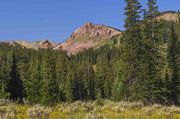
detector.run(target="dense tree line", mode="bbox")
[0,0,179,105]
[0,43,120,105]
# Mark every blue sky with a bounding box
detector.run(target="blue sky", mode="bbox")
[0,0,179,42]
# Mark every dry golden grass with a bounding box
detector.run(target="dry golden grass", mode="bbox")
[0,99,179,119]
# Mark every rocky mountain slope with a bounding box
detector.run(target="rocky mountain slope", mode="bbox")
[156,12,179,21]
[11,40,59,50]
[60,22,121,54]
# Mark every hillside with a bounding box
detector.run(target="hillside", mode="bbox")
[156,12,179,21]
[10,40,59,50]
[61,22,122,54]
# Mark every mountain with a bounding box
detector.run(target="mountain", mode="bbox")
[60,22,122,54]
[11,40,59,50]
[5,12,179,54]
[10,22,122,54]
[156,12,179,21]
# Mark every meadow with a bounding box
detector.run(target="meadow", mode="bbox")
[0,99,180,119]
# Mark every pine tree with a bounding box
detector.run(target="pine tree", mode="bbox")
[55,53,67,101]
[6,52,24,103]
[104,67,114,99]
[146,0,161,41]
[112,58,126,101]
[86,63,95,100]
[124,0,141,29]
[40,50,59,105]
[166,22,180,105]
[0,51,10,98]
[64,61,74,102]
[147,0,158,18]
[120,0,143,101]
[142,0,165,104]
[95,55,107,99]
[25,52,42,104]
[76,62,95,100]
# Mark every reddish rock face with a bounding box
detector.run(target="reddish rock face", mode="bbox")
[61,22,121,54]
[70,22,120,39]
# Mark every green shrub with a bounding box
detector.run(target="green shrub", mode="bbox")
[95,99,104,106]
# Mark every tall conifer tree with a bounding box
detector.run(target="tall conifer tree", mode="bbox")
[25,52,42,104]
[121,0,143,101]
[140,0,165,104]
[7,52,24,103]
[166,22,180,104]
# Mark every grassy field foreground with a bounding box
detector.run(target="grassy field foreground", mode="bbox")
[0,100,180,119]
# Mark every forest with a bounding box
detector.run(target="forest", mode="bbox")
[0,0,180,108]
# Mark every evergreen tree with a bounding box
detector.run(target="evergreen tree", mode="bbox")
[86,63,95,100]
[40,50,59,105]
[140,0,163,103]
[25,52,42,104]
[166,22,180,105]
[144,0,165,104]
[64,61,74,102]
[55,52,67,101]
[95,55,106,99]
[112,58,126,100]
[76,62,95,100]
[146,0,161,41]
[95,54,112,99]
[147,0,158,18]
[124,0,141,29]
[6,52,24,103]
[120,0,143,101]
[0,51,10,98]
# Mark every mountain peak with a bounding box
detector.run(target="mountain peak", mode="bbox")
[39,39,50,44]
[71,22,120,39]
[83,22,94,29]
[36,40,52,49]
[61,22,122,54]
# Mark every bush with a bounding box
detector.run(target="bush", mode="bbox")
[27,105,52,119]
[85,113,107,119]
[0,99,11,106]
[95,99,105,106]
[0,105,17,119]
